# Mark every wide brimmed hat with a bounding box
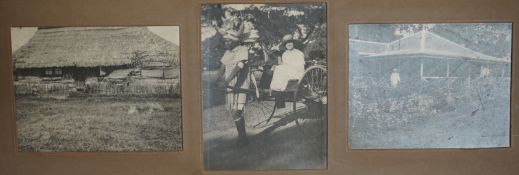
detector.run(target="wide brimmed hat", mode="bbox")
[282,34,293,41]
[281,39,300,50]
[243,29,260,43]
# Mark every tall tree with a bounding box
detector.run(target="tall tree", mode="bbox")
[201,4,327,69]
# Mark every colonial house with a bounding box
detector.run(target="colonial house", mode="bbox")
[350,29,511,81]
[13,27,179,85]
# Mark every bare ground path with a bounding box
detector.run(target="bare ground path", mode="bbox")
[203,102,327,170]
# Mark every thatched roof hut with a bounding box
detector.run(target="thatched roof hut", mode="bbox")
[13,27,179,69]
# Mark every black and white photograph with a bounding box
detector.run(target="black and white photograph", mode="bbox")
[201,3,327,170]
[11,26,182,152]
[349,23,511,149]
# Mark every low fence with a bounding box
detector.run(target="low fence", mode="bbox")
[86,80,180,96]
[14,79,181,97]
[15,82,74,95]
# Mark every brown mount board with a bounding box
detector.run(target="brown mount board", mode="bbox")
[0,0,518,175]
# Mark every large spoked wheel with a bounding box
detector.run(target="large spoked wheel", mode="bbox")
[245,68,278,129]
[245,98,277,129]
[293,65,327,138]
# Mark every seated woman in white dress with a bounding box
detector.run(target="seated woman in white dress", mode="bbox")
[270,40,305,92]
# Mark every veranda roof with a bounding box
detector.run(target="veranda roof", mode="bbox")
[351,30,510,63]
[13,27,179,69]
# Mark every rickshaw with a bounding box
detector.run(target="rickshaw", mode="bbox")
[217,47,327,136]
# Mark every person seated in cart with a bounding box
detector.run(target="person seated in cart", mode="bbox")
[269,39,306,107]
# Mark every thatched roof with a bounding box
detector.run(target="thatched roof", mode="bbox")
[13,27,179,69]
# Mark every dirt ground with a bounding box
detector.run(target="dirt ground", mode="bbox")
[349,76,510,149]
[203,101,327,170]
[16,96,182,152]
[349,97,510,149]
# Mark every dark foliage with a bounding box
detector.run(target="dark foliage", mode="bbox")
[201,3,327,70]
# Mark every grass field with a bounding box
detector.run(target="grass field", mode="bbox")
[16,96,182,152]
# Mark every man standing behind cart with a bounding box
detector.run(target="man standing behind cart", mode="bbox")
[212,8,257,147]
[218,36,251,147]
[220,36,264,147]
